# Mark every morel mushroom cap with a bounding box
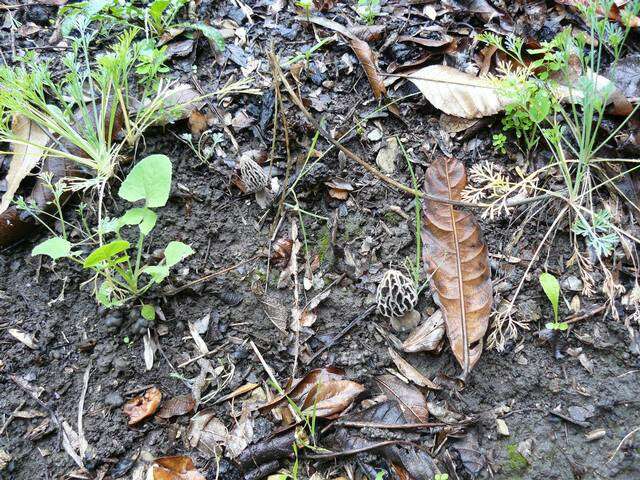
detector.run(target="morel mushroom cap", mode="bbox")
[239,156,269,193]
[376,269,418,317]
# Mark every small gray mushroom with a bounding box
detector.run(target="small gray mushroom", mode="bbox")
[376,269,418,319]
[239,156,269,193]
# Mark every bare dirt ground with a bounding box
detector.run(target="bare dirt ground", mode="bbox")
[1,1,640,479]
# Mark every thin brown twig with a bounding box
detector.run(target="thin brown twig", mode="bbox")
[162,255,259,296]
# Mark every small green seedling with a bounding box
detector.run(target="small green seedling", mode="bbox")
[32,154,194,308]
[356,0,381,24]
[295,0,312,19]
[375,471,386,480]
[539,272,568,331]
[434,474,449,480]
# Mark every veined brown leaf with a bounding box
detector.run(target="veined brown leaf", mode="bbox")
[407,65,508,119]
[348,37,386,100]
[375,374,428,422]
[422,157,493,377]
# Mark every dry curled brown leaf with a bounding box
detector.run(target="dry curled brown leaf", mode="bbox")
[123,387,162,426]
[423,157,493,377]
[301,380,365,418]
[375,374,428,422]
[151,455,206,480]
[348,37,387,100]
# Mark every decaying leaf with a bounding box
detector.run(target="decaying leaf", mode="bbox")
[0,115,49,216]
[555,0,640,27]
[226,408,254,459]
[301,380,365,417]
[150,455,206,480]
[8,328,38,349]
[408,65,508,119]
[375,374,428,422]
[307,16,386,100]
[388,348,440,390]
[188,411,228,456]
[349,37,386,100]
[325,179,354,200]
[157,394,195,419]
[423,157,493,377]
[401,309,446,353]
[260,366,345,413]
[123,387,162,426]
[152,84,205,125]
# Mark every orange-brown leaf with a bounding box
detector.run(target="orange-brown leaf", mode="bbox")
[422,157,493,377]
[123,387,162,425]
[152,455,206,480]
[349,37,386,100]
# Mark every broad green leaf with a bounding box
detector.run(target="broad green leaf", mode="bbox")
[190,23,225,51]
[118,154,172,208]
[32,237,72,260]
[539,272,560,323]
[141,304,156,321]
[117,207,157,235]
[142,265,170,284]
[163,241,194,267]
[83,240,130,268]
[149,0,171,24]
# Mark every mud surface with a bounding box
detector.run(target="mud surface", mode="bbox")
[2,1,640,479]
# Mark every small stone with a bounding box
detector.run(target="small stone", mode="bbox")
[391,309,421,333]
[113,357,128,372]
[367,128,383,142]
[585,428,606,442]
[561,275,583,292]
[131,318,149,335]
[104,312,123,330]
[375,137,400,174]
[496,418,510,436]
[104,392,124,408]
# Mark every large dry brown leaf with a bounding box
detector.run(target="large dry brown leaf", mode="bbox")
[0,115,49,215]
[422,157,493,377]
[375,374,428,422]
[407,65,508,119]
[151,455,206,480]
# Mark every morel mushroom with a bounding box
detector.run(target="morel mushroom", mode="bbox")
[239,156,269,193]
[376,269,418,319]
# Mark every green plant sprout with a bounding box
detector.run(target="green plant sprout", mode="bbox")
[571,208,619,258]
[397,137,424,291]
[295,0,312,19]
[356,0,381,24]
[539,272,568,331]
[59,0,225,51]
[31,154,194,310]
[135,39,170,90]
[492,133,507,154]
[434,474,449,480]
[476,0,640,284]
